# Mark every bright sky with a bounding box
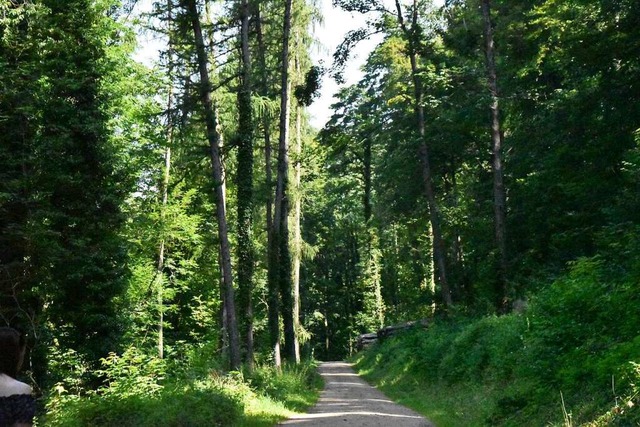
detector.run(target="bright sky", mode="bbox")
[308,0,444,128]
[307,0,383,128]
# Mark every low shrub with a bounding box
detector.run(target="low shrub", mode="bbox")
[246,361,322,411]
[42,344,321,426]
[354,249,640,425]
[439,315,525,384]
[45,385,243,427]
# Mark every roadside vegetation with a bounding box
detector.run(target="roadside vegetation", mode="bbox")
[354,230,640,426]
[41,347,321,426]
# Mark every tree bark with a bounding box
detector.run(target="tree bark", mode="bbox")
[236,0,255,369]
[255,2,281,368]
[395,0,452,308]
[272,0,296,362]
[363,135,372,225]
[184,0,241,370]
[156,144,170,360]
[293,98,302,363]
[481,0,508,311]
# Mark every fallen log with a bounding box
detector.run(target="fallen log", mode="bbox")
[356,332,378,350]
[377,318,430,340]
[356,318,431,350]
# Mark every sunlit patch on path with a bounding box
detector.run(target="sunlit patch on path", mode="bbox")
[280,361,433,426]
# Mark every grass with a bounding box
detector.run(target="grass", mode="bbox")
[351,317,640,427]
[349,252,640,426]
[352,351,502,427]
[238,394,296,427]
[240,362,323,426]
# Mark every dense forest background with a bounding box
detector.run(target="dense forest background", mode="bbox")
[1,0,639,425]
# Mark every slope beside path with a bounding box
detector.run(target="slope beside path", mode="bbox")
[280,361,434,427]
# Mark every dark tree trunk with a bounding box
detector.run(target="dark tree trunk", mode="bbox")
[272,0,296,362]
[395,0,452,308]
[236,0,255,369]
[255,2,281,367]
[481,0,508,311]
[363,135,372,225]
[184,0,241,370]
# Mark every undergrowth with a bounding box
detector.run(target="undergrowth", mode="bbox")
[41,344,321,426]
[353,240,640,426]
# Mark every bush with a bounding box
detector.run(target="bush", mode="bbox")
[45,385,243,427]
[355,243,640,425]
[43,345,245,426]
[246,361,322,411]
[525,255,640,394]
[439,315,526,384]
[42,343,322,426]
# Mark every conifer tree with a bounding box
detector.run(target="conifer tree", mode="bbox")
[182,0,241,370]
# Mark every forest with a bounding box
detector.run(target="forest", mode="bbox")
[0,0,639,425]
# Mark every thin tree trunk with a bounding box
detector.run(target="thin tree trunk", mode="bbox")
[255,2,281,368]
[272,0,296,362]
[293,100,302,363]
[218,124,233,363]
[236,0,255,369]
[427,221,436,314]
[363,135,372,225]
[481,0,508,311]
[157,144,170,360]
[395,0,452,308]
[157,0,177,360]
[184,0,241,370]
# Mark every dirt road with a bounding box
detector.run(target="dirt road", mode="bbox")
[280,361,433,427]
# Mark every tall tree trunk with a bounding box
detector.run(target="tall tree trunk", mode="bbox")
[395,0,452,308]
[236,0,255,369]
[184,0,241,370]
[156,0,178,362]
[362,133,384,327]
[218,113,230,358]
[481,0,508,311]
[293,99,302,363]
[272,0,296,362]
[255,2,281,368]
[363,135,372,225]
[157,144,170,360]
[427,221,437,314]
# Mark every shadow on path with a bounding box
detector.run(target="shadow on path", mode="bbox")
[280,361,433,427]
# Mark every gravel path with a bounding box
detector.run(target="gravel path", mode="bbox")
[279,361,434,427]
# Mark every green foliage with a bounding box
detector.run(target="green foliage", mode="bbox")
[3,0,640,422]
[246,362,322,411]
[43,345,321,427]
[439,315,525,384]
[45,383,243,427]
[95,348,166,398]
[523,244,640,408]
[294,65,323,107]
[354,227,640,424]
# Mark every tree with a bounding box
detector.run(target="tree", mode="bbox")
[270,0,296,363]
[0,1,41,333]
[182,0,241,370]
[480,0,508,311]
[0,0,147,387]
[235,0,256,369]
[254,0,282,368]
[393,0,452,308]
[332,0,453,308]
